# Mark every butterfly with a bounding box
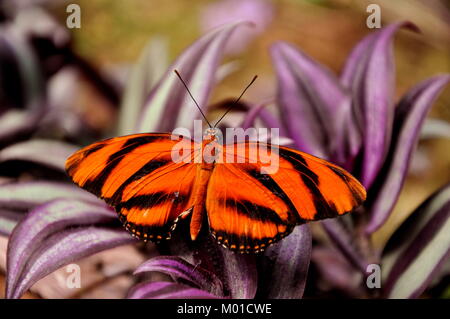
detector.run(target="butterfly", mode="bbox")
[65,71,366,254]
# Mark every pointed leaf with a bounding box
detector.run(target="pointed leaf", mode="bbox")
[322,219,368,273]
[127,281,220,299]
[8,227,134,299]
[170,234,258,299]
[118,37,168,135]
[342,22,420,188]
[240,103,285,132]
[0,139,78,171]
[218,249,257,299]
[382,183,450,298]
[137,22,249,132]
[270,42,352,159]
[0,181,99,210]
[6,198,134,298]
[258,224,312,299]
[311,246,365,297]
[0,110,42,148]
[366,75,450,233]
[198,246,258,299]
[134,256,223,296]
[0,28,45,111]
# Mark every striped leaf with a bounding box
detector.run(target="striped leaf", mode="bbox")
[6,198,135,299]
[134,256,223,297]
[270,42,352,160]
[258,224,312,299]
[366,75,450,234]
[127,281,220,299]
[118,37,168,135]
[0,139,78,172]
[0,181,99,210]
[341,22,419,189]
[137,21,248,132]
[382,183,450,298]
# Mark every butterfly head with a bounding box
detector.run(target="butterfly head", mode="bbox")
[203,127,221,142]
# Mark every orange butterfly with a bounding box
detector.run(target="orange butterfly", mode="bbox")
[65,71,366,253]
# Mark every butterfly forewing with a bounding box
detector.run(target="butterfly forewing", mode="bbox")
[65,133,199,241]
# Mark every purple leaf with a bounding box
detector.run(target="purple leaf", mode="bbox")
[258,224,311,299]
[0,139,78,171]
[137,21,249,132]
[134,256,223,296]
[218,249,257,299]
[127,281,220,299]
[342,22,419,189]
[118,37,168,135]
[0,181,100,210]
[340,31,377,87]
[241,103,282,131]
[270,42,352,160]
[166,231,258,299]
[321,219,368,273]
[200,0,274,54]
[0,27,45,112]
[0,110,42,148]
[9,227,134,299]
[366,75,450,234]
[174,236,258,299]
[0,209,24,236]
[6,198,135,298]
[311,246,365,297]
[382,183,450,298]
[206,248,257,299]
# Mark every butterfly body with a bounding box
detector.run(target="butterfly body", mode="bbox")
[66,130,366,253]
[190,157,214,241]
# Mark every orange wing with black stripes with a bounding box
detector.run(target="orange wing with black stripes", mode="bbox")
[66,133,199,241]
[66,136,366,253]
[206,141,366,253]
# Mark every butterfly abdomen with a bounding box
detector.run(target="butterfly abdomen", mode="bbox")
[189,158,215,241]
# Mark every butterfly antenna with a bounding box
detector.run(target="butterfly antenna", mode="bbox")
[213,75,258,128]
[174,70,212,128]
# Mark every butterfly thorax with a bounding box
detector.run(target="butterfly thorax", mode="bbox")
[202,128,221,165]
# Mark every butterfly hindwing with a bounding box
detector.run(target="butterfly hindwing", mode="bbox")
[206,162,295,253]
[205,142,366,253]
[65,133,199,241]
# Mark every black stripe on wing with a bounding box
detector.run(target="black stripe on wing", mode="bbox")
[279,149,338,219]
[82,135,165,196]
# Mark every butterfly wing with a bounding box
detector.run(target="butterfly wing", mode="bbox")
[66,133,199,241]
[206,141,366,253]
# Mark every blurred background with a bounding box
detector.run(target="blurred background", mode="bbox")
[0,0,449,298]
